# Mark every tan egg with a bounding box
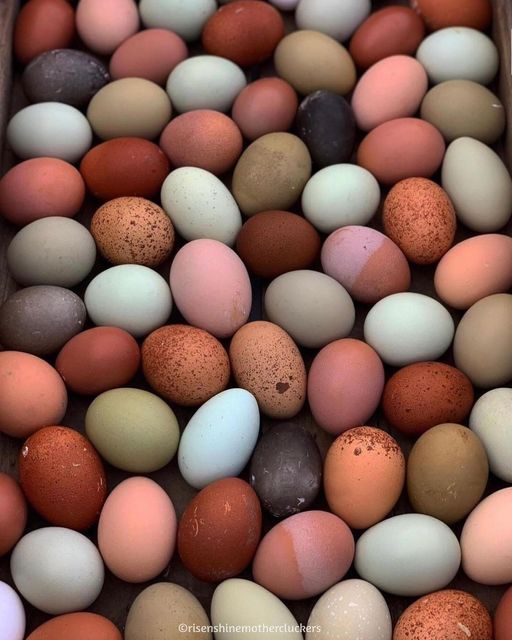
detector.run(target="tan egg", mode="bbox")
[230,320,306,419]
[232,132,311,216]
[274,30,356,96]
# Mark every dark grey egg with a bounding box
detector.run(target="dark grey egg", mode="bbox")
[22,49,110,108]
[0,286,86,355]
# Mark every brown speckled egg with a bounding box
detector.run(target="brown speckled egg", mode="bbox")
[142,324,230,406]
[393,589,492,640]
[178,478,262,582]
[411,0,492,31]
[19,426,107,531]
[230,321,306,419]
[383,178,456,265]
[91,197,174,267]
[382,362,474,437]
[159,111,243,175]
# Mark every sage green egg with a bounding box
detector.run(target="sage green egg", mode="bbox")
[85,388,180,472]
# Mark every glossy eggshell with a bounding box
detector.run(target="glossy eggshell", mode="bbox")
[0,474,27,556]
[295,0,370,41]
[27,612,122,640]
[0,581,25,640]
[139,0,217,42]
[495,586,512,640]
[411,0,492,30]
[75,0,139,56]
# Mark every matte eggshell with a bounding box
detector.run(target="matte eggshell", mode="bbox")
[411,0,492,31]
[76,0,139,55]
[295,0,370,41]
[139,0,217,41]
[0,581,25,640]
[27,612,122,640]
[495,585,512,640]
[0,474,27,556]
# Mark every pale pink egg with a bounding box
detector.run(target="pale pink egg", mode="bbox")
[76,0,139,55]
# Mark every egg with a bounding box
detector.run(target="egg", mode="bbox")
[0,351,67,439]
[170,239,251,338]
[0,474,27,556]
[80,138,170,200]
[306,579,392,640]
[159,111,243,175]
[383,178,456,265]
[382,362,474,437]
[161,168,242,244]
[357,118,445,185]
[295,0,370,41]
[321,226,411,304]
[253,510,355,599]
[324,427,405,529]
[125,583,211,640]
[27,612,122,640]
[411,0,492,30]
[91,197,175,267]
[230,321,306,419]
[98,477,176,583]
[86,388,180,473]
[0,581,25,640]
[11,527,104,614]
[139,0,217,41]
[84,265,172,337]
[232,132,311,215]
[393,590,492,640]
[355,514,461,596]
[270,0,299,7]
[202,1,285,66]
[76,0,139,55]
[178,389,259,489]
[19,425,107,530]
[495,586,512,640]
[352,56,428,131]
[0,157,85,226]
[364,293,454,367]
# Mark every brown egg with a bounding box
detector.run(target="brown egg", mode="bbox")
[495,585,512,640]
[55,326,141,395]
[91,197,174,267]
[159,110,243,175]
[382,362,474,437]
[142,324,230,406]
[27,612,122,640]
[178,478,262,582]
[0,473,27,556]
[230,320,306,419]
[393,589,492,640]
[236,211,321,279]
[411,0,492,31]
[202,1,284,66]
[14,0,75,65]
[383,178,456,265]
[19,426,107,530]
[80,137,170,201]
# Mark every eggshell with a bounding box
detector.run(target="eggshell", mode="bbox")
[139,0,217,41]
[364,293,454,367]
[161,168,242,245]
[382,362,474,437]
[308,339,385,435]
[142,324,230,406]
[357,118,445,185]
[76,0,139,55]
[355,514,461,596]
[383,177,456,265]
[393,590,492,640]
[11,527,104,614]
[98,477,176,583]
[0,351,67,439]
[461,488,512,584]
[0,158,85,226]
[324,427,405,529]
[0,474,27,556]
[306,579,392,640]
[321,226,411,304]
[56,327,140,395]
[495,586,512,640]
[178,389,259,489]
[170,239,251,338]
[411,0,492,31]
[0,581,25,640]
[295,0,370,41]
[27,612,122,640]
[253,510,355,599]
[125,583,211,640]
[230,321,306,419]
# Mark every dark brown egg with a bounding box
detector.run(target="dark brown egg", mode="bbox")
[411,0,492,31]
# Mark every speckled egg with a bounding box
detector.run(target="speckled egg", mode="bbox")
[495,586,512,640]
[411,0,492,30]
[27,612,122,640]
[0,474,27,557]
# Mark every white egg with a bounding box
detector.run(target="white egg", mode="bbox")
[301,164,380,233]
[7,103,92,163]
[178,388,260,489]
[295,0,371,41]
[0,581,25,640]
[364,292,454,366]
[355,514,461,596]
[270,0,300,9]
[139,0,217,41]
[161,167,242,245]
[85,265,172,337]
[10,527,104,614]
[417,27,499,85]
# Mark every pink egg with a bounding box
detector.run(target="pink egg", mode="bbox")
[307,338,385,435]
[76,0,139,55]
[253,510,354,599]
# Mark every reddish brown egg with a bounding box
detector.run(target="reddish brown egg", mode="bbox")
[159,111,243,175]
[495,585,512,640]
[14,0,75,65]
[0,473,27,556]
[19,426,107,530]
[55,326,141,395]
[202,0,285,66]
[27,612,122,640]
[80,138,170,201]
[411,0,492,31]
[178,478,262,582]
